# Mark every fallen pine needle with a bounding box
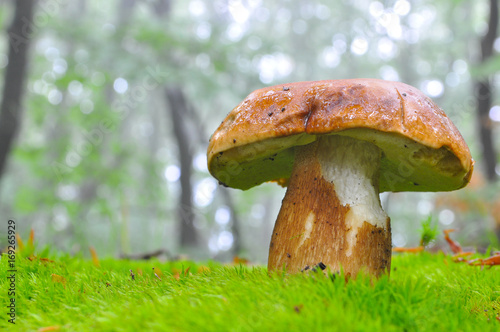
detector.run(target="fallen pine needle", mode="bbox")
[392,246,424,253]
[16,233,25,252]
[28,228,35,249]
[38,326,61,332]
[89,246,100,268]
[197,265,210,274]
[443,229,465,254]
[51,274,66,286]
[233,256,249,265]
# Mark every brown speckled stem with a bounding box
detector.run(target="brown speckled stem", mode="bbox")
[268,136,392,278]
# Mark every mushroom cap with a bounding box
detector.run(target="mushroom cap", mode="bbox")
[207,79,474,192]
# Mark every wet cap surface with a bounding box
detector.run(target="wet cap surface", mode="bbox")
[207,79,474,192]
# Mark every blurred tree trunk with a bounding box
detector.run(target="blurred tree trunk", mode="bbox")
[165,87,198,247]
[150,0,171,17]
[476,0,498,182]
[219,187,242,254]
[0,0,35,180]
[118,0,137,26]
[178,92,243,255]
[159,1,239,251]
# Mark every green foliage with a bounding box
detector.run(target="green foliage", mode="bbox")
[1,0,497,259]
[13,187,38,213]
[470,55,500,80]
[1,250,499,331]
[419,216,439,247]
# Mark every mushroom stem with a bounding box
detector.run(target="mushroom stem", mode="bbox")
[268,135,392,277]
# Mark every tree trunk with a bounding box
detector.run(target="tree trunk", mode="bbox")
[476,0,498,182]
[180,96,243,255]
[179,96,243,254]
[150,0,172,18]
[0,0,35,180]
[219,187,242,255]
[165,87,198,248]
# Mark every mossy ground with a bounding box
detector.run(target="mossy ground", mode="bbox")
[1,247,499,331]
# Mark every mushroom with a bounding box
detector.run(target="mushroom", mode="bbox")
[207,79,473,278]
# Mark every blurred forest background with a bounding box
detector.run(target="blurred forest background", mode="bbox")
[1,0,500,262]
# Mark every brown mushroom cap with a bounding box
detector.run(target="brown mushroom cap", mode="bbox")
[207,79,474,192]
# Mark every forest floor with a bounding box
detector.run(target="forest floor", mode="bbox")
[1,244,499,331]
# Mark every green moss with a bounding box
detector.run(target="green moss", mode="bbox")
[1,250,499,331]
